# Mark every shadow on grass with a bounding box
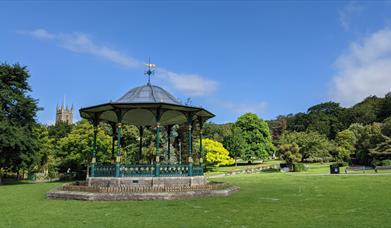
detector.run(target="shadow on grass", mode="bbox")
[0,179,70,186]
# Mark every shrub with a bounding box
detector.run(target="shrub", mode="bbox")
[372,159,391,166]
[334,161,348,167]
[293,163,307,172]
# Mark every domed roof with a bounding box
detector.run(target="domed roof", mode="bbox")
[116,84,181,105]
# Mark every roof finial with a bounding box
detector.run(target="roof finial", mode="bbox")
[144,57,156,85]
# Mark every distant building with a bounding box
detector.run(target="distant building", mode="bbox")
[56,103,73,125]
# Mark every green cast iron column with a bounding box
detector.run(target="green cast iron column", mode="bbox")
[111,123,116,163]
[139,126,144,163]
[188,116,193,176]
[199,127,203,165]
[155,122,160,177]
[91,125,97,177]
[167,125,172,164]
[115,123,122,177]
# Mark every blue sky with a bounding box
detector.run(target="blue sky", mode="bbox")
[1,1,391,124]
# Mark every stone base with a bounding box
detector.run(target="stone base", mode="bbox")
[87,176,206,188]
[47,186,240,201]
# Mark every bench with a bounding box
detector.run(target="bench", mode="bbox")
[345,166,372,174]
[375,166,391,173]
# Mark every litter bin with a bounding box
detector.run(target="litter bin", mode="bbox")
[330,165,340,174]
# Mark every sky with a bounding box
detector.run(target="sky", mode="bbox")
[1,1,391,124]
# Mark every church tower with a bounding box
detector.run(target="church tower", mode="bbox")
[56,103,73,125]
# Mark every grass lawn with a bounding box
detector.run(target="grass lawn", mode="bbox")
[206,160,281,176]
[1,173,391,228]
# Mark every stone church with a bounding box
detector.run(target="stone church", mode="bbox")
[55,104,73,125]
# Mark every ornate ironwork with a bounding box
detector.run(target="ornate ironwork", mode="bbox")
[93,164,203,177]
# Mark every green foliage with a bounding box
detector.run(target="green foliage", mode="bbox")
[293,163,307,172]
[223,126,246,163]
[306,102,347,139]
[278,143,301,165]
[32,125,58,177]
[55,120,112,172]
[203,138,235,167]
[279,131,333,162]
[333,129,357,161]
[369,138,391,161]
[372,159,391,166]
[48,122,73,142]
[381,117,391,137]
[284,94,391,141]
[203,122,232,142]
[349,123,387,165]
[0,63,40,174]
[235,113,275,162]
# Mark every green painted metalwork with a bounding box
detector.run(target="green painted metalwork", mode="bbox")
[160,164,189,176]
[93,164,202,177]
[120,164,155,177]
[167,125,172,163]
[155,163,160,176]
[192,166,204,176]
[187,116,193,176]
[91,127,97,177]
[115,123,121,177]
[199,129,203,165]
[156,124,160,158]
[94,164,116,177]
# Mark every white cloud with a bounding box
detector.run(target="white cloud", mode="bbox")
[330,27,391,106]
[219,100,267,116]
[20,29,218,97]
[156,68,218,96]
[339,1,364,31]
[21,29,141,68]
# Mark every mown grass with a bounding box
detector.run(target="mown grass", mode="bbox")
[206,160,281,176]
[1,173,391,228]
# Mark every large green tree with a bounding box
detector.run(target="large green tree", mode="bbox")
[56,120,112,172]
[223,126,247,165]
[0,64,40,181]
[279,131,334,162]
[333,129,357,161]
[235,113,275,162]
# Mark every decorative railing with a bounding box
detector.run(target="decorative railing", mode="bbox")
[92,164,203,177]
[192,166,204,176]
[120,164,155,177]
[160,164,189,177]
[94,164,116,177]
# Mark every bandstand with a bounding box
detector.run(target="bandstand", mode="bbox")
[79,63,214,188]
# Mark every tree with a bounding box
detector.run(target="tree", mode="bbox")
[32,125,56,176]
[349,123,387,165]
[349,96,383,124]
[268,115,287,141]
[381,117,391,137]
[203,122,232,143]
[0,64,40,181]
[378,92,391,121]
[279,131,333,162]
[56,120,112,172]
[223,126,247,165]
[48,122,73,142]
[369,138,391,161]
[333,129,357,161]
[203,138,234,167]
[278,143,301,165]
[235,113,275,162]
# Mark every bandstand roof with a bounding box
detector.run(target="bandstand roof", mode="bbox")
[79,84,214,126]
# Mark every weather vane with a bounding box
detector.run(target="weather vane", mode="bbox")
[144,57,156,85]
